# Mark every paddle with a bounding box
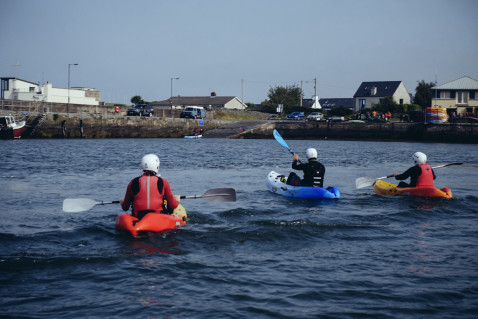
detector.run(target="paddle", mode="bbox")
[273,129,301,162]
[355,162,463,189]
[180,188,236,202]
[62,199,120,213]
[62,188,237,212]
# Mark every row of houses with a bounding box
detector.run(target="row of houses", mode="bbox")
[1,76,477,116]
[305,76,478,117]
[0,77,248,111]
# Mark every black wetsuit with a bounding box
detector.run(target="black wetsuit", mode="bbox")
[292,159,325,187]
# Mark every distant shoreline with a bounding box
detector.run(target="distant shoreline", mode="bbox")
[16,114,478,144]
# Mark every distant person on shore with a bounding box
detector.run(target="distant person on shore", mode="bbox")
[287,148,325,187]
[120,154,180,219]
[393,152,435,188]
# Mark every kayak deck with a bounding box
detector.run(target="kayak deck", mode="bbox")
[373,180,452,199]
[267,171,340,199]
[115,204,188,236]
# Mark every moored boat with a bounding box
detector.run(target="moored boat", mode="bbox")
[184,134,202,139]
[115,204,188,236]
[0,115,26,139]
[373,180,452,199]
[266,170,340,199]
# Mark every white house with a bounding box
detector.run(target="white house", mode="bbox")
[353,81,411,111]
[1,77,100,105]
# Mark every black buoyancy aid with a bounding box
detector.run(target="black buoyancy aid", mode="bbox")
[304,161,324,187]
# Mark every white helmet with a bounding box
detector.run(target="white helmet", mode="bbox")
[141,154,160,174]
[306,148,317,160]
[413,152,427,165]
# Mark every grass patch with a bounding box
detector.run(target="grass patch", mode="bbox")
[214,112,262,120]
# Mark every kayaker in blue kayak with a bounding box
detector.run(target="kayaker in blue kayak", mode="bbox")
[120,154,180,219]
[288,148,325,187]
[393,152,436,188]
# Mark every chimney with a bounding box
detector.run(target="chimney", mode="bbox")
[210,91,216,97]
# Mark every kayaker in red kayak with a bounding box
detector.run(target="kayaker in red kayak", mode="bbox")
[393,152,436,188]
[120,154,180,219]
[288,148,326,187]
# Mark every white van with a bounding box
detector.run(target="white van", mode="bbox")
[180,106,206,119]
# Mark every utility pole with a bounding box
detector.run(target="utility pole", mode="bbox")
[300,80,303,106]
[241,79,244,102]
[68,63,78,114]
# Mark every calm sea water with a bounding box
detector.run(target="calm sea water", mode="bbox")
[1,138,477,318]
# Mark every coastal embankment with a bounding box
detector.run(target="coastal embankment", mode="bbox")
[1,99,477,142]
[19,114,478,143]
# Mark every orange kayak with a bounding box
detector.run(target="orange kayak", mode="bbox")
[115,204,187,236]
[373,180,452,199]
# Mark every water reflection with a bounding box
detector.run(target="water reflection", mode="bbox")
[120,233,185,255]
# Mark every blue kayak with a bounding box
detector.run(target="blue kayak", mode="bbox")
[267,171,340,199]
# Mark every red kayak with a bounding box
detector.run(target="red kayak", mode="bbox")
[115,204,187,236]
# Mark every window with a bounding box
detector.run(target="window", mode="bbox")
[440,91,450,99]
[399,99,404,105]
[457,91,469,104]
[29,87,35,92]
[359,99,366,109]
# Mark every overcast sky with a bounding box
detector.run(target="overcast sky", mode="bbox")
[1,0,477,104]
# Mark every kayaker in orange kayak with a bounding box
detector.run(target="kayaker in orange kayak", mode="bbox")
[393,152,436,188]
[120,154,180,219]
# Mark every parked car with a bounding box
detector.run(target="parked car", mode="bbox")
[180,106,206,119]
[287,112,305,120]
[268,114,279,120]
[326,116,345,122]
[306,112,324,121]
[127,104,154,117]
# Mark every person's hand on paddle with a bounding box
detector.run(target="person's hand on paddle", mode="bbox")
[174,195,180,202]
[293,154,300,162]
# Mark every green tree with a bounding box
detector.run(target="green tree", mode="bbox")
[414,80,434,108]
[131,95,144,104]
[245,102,256,109]
[372,96,402,113]
[260,85,303,110]
[329,105,353,117]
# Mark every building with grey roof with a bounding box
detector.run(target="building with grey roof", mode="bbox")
[353,81,411,112]
[431,76,478,116]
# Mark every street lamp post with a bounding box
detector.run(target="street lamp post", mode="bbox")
[68,63,78,113]
[170,77,179,98]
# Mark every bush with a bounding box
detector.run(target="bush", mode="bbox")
[405,104,423,112]
[329,106,353,116]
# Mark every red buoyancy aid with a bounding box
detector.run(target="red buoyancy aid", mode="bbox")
[133,174,164,214]
[416,164,435,187]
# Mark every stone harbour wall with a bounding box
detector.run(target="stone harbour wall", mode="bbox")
[27,115,228,138]
[235,121,478,144]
